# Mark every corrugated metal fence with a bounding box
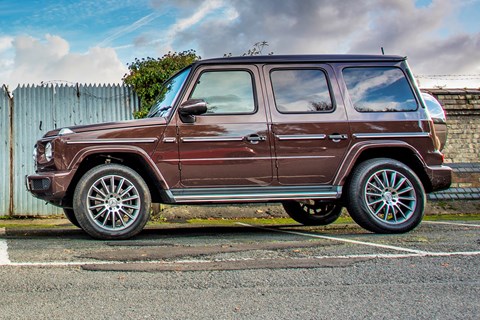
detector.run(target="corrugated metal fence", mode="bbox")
[1,84,140,216]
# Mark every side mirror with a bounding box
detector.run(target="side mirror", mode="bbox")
[178,99,207,123]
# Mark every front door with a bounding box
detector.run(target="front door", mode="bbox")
[177,66,273,187]
[263,64,352,185]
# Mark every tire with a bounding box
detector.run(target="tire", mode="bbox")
[73,164,151,240]
[63,208,81,228]
[346,158,425,233]
[282,201,342,226]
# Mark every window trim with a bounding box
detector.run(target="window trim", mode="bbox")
[269,67,336,115]
[341,66,419,113]
[187,68,258,116]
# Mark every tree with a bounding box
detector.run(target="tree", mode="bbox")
[123,50,201,118]
[224,41,274,57]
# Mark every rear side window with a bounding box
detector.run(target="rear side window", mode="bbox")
[190,70,256,114]
[343,67,417,112]
[270,69,333,113]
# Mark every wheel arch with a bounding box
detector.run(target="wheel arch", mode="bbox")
[64,148,170,206]
[335,142,433,194]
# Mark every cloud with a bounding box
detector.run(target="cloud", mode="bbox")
[6,34,128,88]
[0,36,13,52]
[97,11,163,47]
[0,36,14,82]
[172,0,373,56]
[131,0,224,55]
[154,0,479,87]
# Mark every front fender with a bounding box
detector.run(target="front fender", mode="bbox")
[67,144,170,190]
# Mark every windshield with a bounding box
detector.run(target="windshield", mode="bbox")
[147,67,191,118]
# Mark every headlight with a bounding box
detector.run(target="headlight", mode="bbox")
[33,144,38,162]
[45,142,53,162]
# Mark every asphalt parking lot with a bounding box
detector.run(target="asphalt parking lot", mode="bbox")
[1,217,479,270]
[0,217,479,319]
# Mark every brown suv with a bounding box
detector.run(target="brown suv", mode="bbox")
[26,55,452,239]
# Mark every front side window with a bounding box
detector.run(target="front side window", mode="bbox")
[343,67,417,112]
[190,70,255,114]
[270,69,333,113]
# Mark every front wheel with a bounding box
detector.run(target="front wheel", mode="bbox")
[346,158,425,234]
[63,208,81,228]
[73,164,151,240]
[282,201,342,226]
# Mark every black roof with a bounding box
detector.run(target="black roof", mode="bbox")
[195,54,406,66]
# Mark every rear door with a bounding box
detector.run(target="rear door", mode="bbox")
[263,64,351,185]
[176,65,273,187]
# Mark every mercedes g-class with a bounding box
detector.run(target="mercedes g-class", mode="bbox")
[26,55,452,239]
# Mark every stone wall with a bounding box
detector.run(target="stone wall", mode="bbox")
[422,88,480,188]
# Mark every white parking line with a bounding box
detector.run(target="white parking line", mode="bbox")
[423,221,480,228]
[238,222,480,257]
[1,250,480,268]
[1,223,479,268]
[237,223,429,254]
[0,228,11,265]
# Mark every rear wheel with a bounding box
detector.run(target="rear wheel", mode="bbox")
[346,158,425,233]
[282,200,342,226]
[73,164,151,240]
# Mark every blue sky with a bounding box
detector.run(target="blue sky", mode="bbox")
[0,0,479,88]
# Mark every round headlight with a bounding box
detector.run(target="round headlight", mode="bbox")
[45,142,53,162]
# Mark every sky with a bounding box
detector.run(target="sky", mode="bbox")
[0,0,479,89]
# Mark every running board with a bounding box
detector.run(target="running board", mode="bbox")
[168,186,342,203]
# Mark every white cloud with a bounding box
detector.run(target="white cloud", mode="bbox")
[6,34,127,88]
[0,36,13,52]
[130,0,225,55]
[98,11,163,47]
[163,0,480,88]
[0,36,14,83]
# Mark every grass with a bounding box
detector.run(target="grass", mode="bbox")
[423,213,480,221]
[183,213,480,226]
[185,217,296,226]
[185,215,357,226]
[0,213,479,229]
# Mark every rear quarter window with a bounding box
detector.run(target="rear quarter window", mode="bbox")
[270,69,334,113]
[342,67,417,112]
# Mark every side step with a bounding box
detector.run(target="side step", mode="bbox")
[168,186,342,203]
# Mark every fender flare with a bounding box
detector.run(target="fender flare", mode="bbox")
[333,140,426,186]
[67,145,171,190]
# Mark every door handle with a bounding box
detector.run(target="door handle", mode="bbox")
[328,134,348,142]
[245,134,266,144]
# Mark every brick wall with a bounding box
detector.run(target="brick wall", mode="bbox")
[422,89,480,188]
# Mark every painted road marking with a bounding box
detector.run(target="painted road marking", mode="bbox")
[0,228,11,265]
[237,223,429,254]
[1,251,479,268]
[424,221,480,228]
[238,223,480,257]
[1,222,479,268]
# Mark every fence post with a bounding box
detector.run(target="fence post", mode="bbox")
[3,85,14,216]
